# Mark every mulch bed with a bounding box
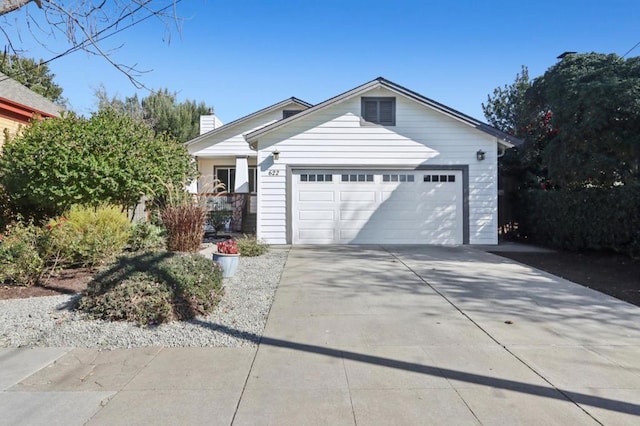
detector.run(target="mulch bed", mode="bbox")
[0,268,94,300]
[492,250,640,307]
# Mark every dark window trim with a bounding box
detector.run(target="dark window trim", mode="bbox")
[361,97,396,126]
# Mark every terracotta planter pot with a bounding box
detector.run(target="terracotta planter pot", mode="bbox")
[213,253,240,278]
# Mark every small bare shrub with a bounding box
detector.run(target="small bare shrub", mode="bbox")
[159,179,224,253]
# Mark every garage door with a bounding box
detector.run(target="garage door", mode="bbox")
[292,170,463,244]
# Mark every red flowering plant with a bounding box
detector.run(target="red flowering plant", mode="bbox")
[216,239,239,255]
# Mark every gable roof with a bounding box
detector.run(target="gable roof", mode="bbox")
[245,77,520,148]
[0,71,63,117]
[184,97,312,147]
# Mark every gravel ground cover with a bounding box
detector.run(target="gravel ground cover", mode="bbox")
[0,248,289,349]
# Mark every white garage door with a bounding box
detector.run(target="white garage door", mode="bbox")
[292,170,463,244]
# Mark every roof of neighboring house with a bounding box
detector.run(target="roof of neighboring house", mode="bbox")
[0,71,63,118]
[245,77,521,148]
[184,97,313,147]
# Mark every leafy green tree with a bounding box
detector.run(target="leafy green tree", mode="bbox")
[96,87,210,142]
[0,109,196,221]
[526,53,640,188]
[486,54,640,189]
[0,54,65,104]
[483,66,535,190]
[482,65,531,138]
[95,86,144,122]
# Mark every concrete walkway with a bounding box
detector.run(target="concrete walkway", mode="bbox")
[1,245,640,425]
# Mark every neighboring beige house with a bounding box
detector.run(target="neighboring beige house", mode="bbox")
[0,71,63,150]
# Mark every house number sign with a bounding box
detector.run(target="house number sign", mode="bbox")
[268,170,280,176]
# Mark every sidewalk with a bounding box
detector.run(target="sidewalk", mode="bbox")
[1,245,639,425]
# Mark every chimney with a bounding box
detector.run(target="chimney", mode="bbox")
[199,107,223,135]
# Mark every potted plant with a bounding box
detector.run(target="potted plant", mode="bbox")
[213,239,239,278]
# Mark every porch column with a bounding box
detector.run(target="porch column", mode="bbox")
[232,156,249,232]
[234,156,249,193]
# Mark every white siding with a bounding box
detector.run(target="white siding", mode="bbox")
[189,105,307,158]
[257,87,498,245]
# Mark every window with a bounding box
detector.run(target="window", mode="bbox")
[300,174,332,182]
[383,174,414,182]
[342,173,374,182]
[361,97,396,126]
[215,167,257,193]
[283,110,302,119]
[423,174,456,183]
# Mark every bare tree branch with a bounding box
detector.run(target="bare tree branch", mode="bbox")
[0,1,183,89]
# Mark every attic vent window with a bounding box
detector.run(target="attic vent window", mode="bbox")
[283,110,302,119]
[361,97,396,126]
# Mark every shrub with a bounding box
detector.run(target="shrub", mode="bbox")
[77,251,224,325]
[159,185,208,253]
[236,235,268,257]
[207,209,232,232]
[0,185,13,232]
[128,221,166,252]
[47,205,131,268]
[0,110,195,222]
[519,185,640,256]
[161,204,206,252]
[0,222,46,286]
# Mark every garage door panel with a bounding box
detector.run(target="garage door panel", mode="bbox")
[299,191,334,202]
[339,209,375,221]
[293,170,463,244]
[299,229,335,240]
[298,210,335,221]
[339,191,376,202]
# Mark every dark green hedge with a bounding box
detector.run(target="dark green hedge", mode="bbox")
[519,185,640,256]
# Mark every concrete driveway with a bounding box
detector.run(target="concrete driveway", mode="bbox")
[233,245,640,425]
[2,245,640,425]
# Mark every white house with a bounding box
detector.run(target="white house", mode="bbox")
[186,78,518,245]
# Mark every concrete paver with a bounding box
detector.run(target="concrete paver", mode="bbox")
[511,345,640,391]
[0,391,114,426]
[0,347,70,390]
[420,344,550,390]
[565,388,640,422]
[13,347,162,391]
[87,389,240,426]
[123,347,255,391]
[246,345,348,390]
[341,345,450,390]
[350,388,479,425]
[456,387,601,425]
[2,244,640,424]
[232,388,355,426]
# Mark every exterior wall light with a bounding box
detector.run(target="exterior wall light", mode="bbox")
[476,150,486,161]
[272,150,280,160]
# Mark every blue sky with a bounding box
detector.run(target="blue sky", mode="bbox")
[3,0,639,124]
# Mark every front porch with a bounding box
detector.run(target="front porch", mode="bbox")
[204,192,257,234]
[192,155,258,235]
